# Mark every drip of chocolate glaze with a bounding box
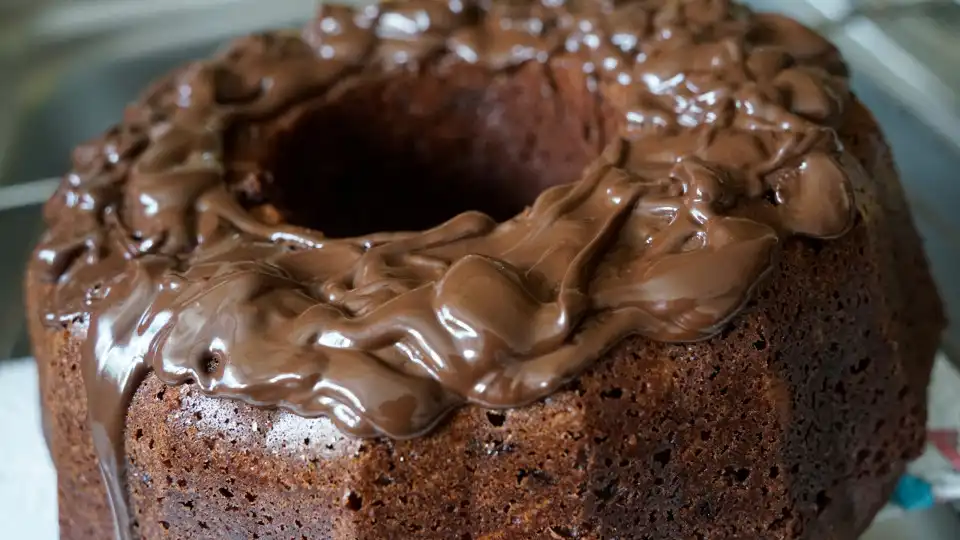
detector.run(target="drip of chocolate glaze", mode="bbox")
[29,1,862,538]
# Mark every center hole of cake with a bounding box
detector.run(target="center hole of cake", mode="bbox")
[254,64,612,237]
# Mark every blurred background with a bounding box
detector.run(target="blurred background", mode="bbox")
[0,0,959,538]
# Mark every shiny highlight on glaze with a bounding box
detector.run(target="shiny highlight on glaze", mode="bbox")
[31,1,859,538]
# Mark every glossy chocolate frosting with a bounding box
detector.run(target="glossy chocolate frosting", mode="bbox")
[31,0,860,537]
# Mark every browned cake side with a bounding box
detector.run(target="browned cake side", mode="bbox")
[29,49,943,540]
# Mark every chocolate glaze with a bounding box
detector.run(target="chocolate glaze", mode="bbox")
[30,1,860,538]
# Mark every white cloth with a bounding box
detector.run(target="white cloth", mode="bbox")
[0,359,58,540]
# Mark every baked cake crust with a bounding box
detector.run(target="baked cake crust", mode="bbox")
[27,0,944,538]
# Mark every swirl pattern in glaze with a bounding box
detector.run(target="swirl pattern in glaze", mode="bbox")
[30,1,862,538]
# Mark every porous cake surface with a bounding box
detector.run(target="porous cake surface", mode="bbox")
[26,0,944,538]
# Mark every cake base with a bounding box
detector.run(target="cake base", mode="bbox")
[30,91,943,538]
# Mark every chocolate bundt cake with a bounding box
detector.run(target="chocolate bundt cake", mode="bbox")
[27,0,945,538]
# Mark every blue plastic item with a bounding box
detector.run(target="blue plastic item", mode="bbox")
[892,474,936,511]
